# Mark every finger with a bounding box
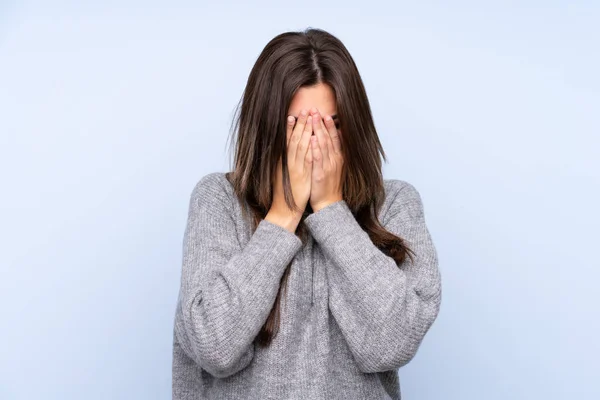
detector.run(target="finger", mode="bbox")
[305,137,313,165]
[319,116,334,159]
[288,109,308,161]
[310,134,323,177]
[296,115,313,165]
[293,109,309,139]
[312,112,330,163]
[286,115,295,146]
[324,115,342,154]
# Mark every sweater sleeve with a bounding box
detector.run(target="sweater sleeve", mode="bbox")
[173,173,303,378]
[303,180,442,373]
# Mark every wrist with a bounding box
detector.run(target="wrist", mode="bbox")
[311,197,343,213]
[265,208,303,233]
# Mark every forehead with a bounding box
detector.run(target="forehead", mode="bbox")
[287,82,337,117]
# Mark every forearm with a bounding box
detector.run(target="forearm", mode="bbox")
[304,197,441,372]
[178,218,302,377]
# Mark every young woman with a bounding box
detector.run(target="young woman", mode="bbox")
[172,28,442,399]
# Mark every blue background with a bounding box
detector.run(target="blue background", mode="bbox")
[1,1,598,399]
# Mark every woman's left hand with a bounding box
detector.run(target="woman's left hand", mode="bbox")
[308,108,344,213]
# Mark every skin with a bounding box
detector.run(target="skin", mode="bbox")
[265,82,344,233]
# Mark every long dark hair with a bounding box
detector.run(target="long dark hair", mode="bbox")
[225,28,414,347]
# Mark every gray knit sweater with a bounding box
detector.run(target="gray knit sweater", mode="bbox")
[172,172,442,399]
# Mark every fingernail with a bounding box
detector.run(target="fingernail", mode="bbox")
[300,109,307,116]
[287,116,295,124]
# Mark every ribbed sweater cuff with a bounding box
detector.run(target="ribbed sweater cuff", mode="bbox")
[303,200,359,244]
[255,218,303,256]
[221,218,303,284]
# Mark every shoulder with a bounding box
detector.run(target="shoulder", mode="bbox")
[382,178,426,222]
[383,178,422,204]
[189,171,235,212]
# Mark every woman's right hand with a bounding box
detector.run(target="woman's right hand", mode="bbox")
[266,109,313,232]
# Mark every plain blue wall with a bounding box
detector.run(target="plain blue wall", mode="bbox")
[1,1,598,399]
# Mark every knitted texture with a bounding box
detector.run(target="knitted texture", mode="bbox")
[172,172,442,399]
